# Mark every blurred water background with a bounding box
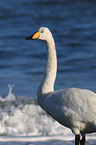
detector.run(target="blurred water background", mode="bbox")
[0,0,96,144]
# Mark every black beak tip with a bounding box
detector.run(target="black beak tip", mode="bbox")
[25,37,28,40]
[25,35,33,40]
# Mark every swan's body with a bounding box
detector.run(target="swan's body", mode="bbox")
[38,88,96,134]
[26,27,96,145]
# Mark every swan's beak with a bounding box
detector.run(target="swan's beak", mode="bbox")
[25,32,40,40]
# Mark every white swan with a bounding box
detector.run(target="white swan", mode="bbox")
[26,27,96,145]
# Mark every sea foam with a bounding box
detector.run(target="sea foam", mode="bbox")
[0,85,71,136]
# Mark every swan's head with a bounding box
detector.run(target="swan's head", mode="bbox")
[26,27,53,42]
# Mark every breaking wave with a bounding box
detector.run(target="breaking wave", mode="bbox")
[0,85,71,136]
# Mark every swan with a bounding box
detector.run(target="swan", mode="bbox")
[26,27,96,145]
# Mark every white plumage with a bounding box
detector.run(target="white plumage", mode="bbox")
[26,27,96,145]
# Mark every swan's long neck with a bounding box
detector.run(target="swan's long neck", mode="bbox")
[37,38,57,97]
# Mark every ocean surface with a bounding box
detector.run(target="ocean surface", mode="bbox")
[0,0,96,144]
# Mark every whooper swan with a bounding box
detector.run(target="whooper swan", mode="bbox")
[26,27,96,145]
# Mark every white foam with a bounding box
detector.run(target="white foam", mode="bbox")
[5,84,16,101]
[0,85,72,136]
[0,135,96,142]
[0,85,16,102]
[0,135,74,142]
[0,104,72,136]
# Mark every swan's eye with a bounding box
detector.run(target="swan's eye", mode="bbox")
[41,30,44,33]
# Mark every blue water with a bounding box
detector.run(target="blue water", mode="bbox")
[0,0,96,98]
